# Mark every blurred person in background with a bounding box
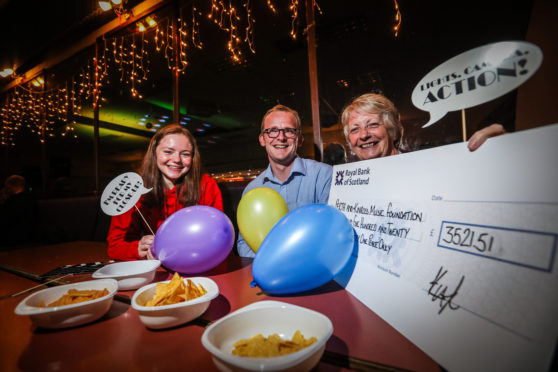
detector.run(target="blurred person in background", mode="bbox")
[323,142,347,165]
[0,174,37,247]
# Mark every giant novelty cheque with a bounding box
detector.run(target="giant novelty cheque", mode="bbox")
[329,41,557,372]
[330,125,558,372]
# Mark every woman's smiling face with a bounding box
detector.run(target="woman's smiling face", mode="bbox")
[155,133,193,188]
[347,111,394,160]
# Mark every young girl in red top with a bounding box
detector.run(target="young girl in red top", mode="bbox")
[107,124,223,260]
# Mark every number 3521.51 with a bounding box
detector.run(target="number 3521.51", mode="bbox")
[440,224,494,253]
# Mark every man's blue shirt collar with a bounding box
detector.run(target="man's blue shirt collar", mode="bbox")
[262,157,307,184]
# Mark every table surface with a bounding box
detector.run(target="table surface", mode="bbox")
[0,241,440,372]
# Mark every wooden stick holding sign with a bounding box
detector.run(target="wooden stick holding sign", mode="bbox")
[100,172,155,235]
[134,205,155,235]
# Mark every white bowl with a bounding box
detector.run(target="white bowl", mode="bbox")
[132,276,219,329]
[201,301,333,372]
[92,260,161,290]
[14,278,118,329]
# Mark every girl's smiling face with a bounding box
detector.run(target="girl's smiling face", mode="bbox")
[155,133,193,188]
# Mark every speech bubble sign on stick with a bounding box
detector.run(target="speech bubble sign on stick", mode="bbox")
[100,172,152,216]
[412,41,543,128]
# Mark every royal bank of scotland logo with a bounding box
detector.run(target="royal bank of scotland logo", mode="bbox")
[335,170,344,185]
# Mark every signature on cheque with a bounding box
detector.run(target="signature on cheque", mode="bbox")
[427,266,465,314]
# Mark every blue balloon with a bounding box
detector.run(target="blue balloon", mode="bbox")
[252,204,355,294]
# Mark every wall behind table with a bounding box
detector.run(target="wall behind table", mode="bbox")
[218,182,247,256]
[37,196,111,244]
[35,183,246,249]
[516,0,558,130]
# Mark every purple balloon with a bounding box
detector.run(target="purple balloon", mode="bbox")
[153,205,234,273]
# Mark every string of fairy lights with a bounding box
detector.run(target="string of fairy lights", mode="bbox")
[0,68,95,145]
[0,0,401,147]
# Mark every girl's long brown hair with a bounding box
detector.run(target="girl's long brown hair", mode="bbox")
[140,124,202,208]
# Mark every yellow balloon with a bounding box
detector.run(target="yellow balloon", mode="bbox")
[236,187,288,253]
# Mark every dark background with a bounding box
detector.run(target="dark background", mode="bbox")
[0,0,554,198]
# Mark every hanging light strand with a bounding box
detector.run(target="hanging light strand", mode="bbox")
[288,0,299,40]
[244,0,256,54]
[266,0,277,14]
[176,8,189,73]
[393,0,401,37]
[192,3,203,49]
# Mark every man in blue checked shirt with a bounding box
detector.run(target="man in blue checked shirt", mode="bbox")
[235,105,332,257]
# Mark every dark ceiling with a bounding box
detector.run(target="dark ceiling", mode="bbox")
[0,0,112,74]
[0,0,540,193]
[0,0,534,114]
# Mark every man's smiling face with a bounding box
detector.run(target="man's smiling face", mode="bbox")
[259,111,302,167]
